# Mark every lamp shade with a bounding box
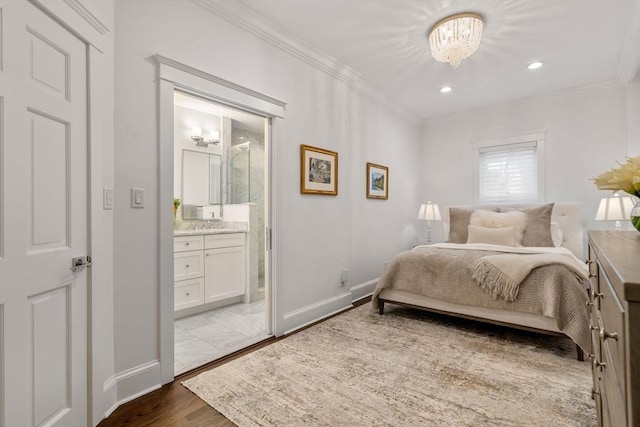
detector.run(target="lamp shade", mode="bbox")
[418,201,442,221]
[595,191,636,221]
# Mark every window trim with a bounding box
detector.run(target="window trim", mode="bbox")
[472,132,546,204]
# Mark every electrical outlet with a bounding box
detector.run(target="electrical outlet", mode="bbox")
[340,268,350,286]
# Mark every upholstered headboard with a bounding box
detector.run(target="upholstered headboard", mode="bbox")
[441,202,583,259]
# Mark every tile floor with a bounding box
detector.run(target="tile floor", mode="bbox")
[174,299,270,375]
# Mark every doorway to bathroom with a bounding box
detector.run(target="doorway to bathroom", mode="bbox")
[172,91,272,375]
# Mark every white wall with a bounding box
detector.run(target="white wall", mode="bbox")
[626,72,640,156]
[113,0,421,402]
[420,81,635,244]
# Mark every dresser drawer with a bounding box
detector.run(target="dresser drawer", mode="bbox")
[205,232,245,249]
[174,251,204,281]
[598,262,626,381]
[174,235,204,252]
[174,278,204,311]
[601,341,627,427]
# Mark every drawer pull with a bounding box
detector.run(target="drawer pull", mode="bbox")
[186,292,190,296]
[185,242,190,246]
[599,329,619,341]
[585,259,593,265]
[586,300,593,307]
[590,325,599,331]
[593,292,604,300]
[589,273,597,278]
[185,264,190,268]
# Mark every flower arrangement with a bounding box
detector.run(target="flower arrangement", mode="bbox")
[593,155,640,198]
[173,198,181,220]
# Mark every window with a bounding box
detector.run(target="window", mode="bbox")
[473,133,545,204]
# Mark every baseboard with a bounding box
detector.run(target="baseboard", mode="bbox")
[350,278,378,303]
[112,360,162,405]
[282,292,352,335]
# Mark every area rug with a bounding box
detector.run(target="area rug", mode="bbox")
[183,303,596,426]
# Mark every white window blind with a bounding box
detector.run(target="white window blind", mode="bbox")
[478,141,537,204]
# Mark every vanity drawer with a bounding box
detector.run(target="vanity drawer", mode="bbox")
[174,251,204,281]
[174,278,204,311]
[205,232,245,249]
[174,235,204,252]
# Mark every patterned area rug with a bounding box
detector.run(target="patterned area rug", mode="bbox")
[183,303,596,426]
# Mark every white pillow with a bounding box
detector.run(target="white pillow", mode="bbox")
[466,225,521,246]
[469,210,527,245]
[550,221,563,247]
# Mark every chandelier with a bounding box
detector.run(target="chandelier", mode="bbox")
[428,12,484,69]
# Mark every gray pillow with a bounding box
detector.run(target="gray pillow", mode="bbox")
[447,207,474,243]
[500,203,555,247]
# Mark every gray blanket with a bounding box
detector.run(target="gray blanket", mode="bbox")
[371,246,591,352]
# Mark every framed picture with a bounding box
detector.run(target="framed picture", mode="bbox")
[300,144,338,195]
[366,162,388,200]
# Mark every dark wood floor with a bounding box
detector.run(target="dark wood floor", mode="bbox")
[97,338,279,427]
[98,299,369,426]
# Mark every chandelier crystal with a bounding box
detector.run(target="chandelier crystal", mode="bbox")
[428,12,484,69]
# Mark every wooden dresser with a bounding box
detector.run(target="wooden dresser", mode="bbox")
[587,231,640,426]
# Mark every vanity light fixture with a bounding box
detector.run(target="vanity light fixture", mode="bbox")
[527,61,544,70]
[191,127,220,147]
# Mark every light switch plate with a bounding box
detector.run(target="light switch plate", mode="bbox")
[131,188,144,208]
[103,188,113,210]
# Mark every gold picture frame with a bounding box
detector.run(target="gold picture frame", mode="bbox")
[366,162,388,200]
[300,144,338,195]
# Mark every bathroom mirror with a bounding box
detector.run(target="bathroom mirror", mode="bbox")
[182,150,222,217]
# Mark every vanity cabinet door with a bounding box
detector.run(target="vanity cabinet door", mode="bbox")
[204,245,246,303]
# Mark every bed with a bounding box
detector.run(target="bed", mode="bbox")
[372,202,590,360]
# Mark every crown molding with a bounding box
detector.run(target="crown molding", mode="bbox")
[191,0,420,126]
[616,0,640,84]
[424,80,623,125]
[62,0,110,35]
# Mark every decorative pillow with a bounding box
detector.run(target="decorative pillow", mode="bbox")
[446,208,477,243]
[550,221,563,247]
[500,203,555,247]
[466,225,520,246]
[469,210,527,245]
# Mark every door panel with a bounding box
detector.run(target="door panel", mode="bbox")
[29,286,71,426]
[27,111,69,252]
[27,28,70,99]
[0,1,88,426]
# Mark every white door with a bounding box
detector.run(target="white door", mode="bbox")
[0,1,89,426]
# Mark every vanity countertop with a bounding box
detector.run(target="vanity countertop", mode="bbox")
[173,228,245,236]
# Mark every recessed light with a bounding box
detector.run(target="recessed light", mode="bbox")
[527,61,544,70]
[440,86,452,93]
